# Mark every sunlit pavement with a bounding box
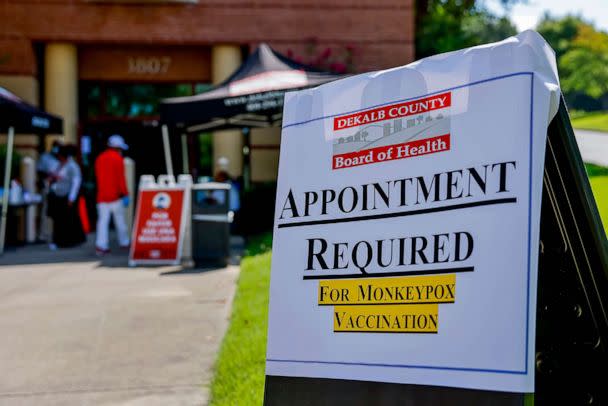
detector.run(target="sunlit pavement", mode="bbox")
[0,236,240,405]
[575,129,608,167]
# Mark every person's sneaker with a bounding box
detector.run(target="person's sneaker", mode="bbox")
[49,243,58,251]
[119,244,130,251]
[95,247,110,256]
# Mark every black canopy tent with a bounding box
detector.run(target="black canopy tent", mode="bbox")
[0,87,63,134]
[0,87,63,254]
[159,44,343,176]
[161,43,342,132]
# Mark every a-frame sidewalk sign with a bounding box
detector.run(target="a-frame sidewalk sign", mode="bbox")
[263,97,608,405]
[263,31,608,405]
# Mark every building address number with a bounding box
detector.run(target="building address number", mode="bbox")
[128,57,172,75]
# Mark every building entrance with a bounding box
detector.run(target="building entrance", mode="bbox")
[78,82,213,224]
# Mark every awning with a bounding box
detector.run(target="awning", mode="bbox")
[0,87,63,134]
[160,44,343,132]
[0,87,63,255]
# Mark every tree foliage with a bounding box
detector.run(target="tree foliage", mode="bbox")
[416,0,519,58]
[560,25,608,100]
[415,3,608,108]
[536,14,589,59]
[538,14,608,104]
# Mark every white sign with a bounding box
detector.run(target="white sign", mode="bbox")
[266,31,560,393]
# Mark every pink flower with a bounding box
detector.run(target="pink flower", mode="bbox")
[330,62,347,73]
[320,47,332,59]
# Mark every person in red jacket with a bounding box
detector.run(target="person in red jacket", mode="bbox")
[94,135,130,255]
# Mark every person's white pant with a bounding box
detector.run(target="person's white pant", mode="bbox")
[96,199,130,250]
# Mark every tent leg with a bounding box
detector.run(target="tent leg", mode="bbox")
[161,124,174,177]
[181,133,189,175]
[0,126,15,255]
[243,127,251,192]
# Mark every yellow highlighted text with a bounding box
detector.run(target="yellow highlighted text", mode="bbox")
[333,304,439,333]
[319,274,455,305]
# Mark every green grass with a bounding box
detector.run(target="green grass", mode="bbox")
[571,111,608,132]
[590,176,608,234]
[587,164,608,235]
[586,163,608,178]
[209,234,272,406]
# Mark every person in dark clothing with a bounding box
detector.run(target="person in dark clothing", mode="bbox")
[37,140,61,242]
[47,145,86,249]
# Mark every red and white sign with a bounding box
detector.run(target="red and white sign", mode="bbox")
[129,188,187,265]
[333,134,450,169]
[333,92,451,131]
[331,92,452,169]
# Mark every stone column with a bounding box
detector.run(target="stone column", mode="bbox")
[20,157,36,243]
[211,45,243,178]
[45,43,78,144]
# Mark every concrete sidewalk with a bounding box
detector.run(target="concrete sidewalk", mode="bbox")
[0,238,239,405]
[575,129,608,167]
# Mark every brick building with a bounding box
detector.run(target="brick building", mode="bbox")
[0,0,414,182]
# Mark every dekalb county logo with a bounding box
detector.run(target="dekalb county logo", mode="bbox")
[332,92,452,169]
[152,192,171,210]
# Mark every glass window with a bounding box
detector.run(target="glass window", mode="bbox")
[80,82,212,119]
[83,85,101,118]
[194,83,213,94]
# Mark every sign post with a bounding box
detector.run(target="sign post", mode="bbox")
[264,31,607,403]
[532,98,608,405]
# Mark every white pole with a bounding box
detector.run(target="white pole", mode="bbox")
[178,174,194,268]
[123,157,136,234]
[0,126,15,255]
[161,124,174,177]
[181,133,189,175]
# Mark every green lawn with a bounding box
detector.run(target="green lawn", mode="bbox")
[587,164,608,234]
[209,234,272,406]
[590,176,608,234]
[208,167,608,406]
[571,111,608,132]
